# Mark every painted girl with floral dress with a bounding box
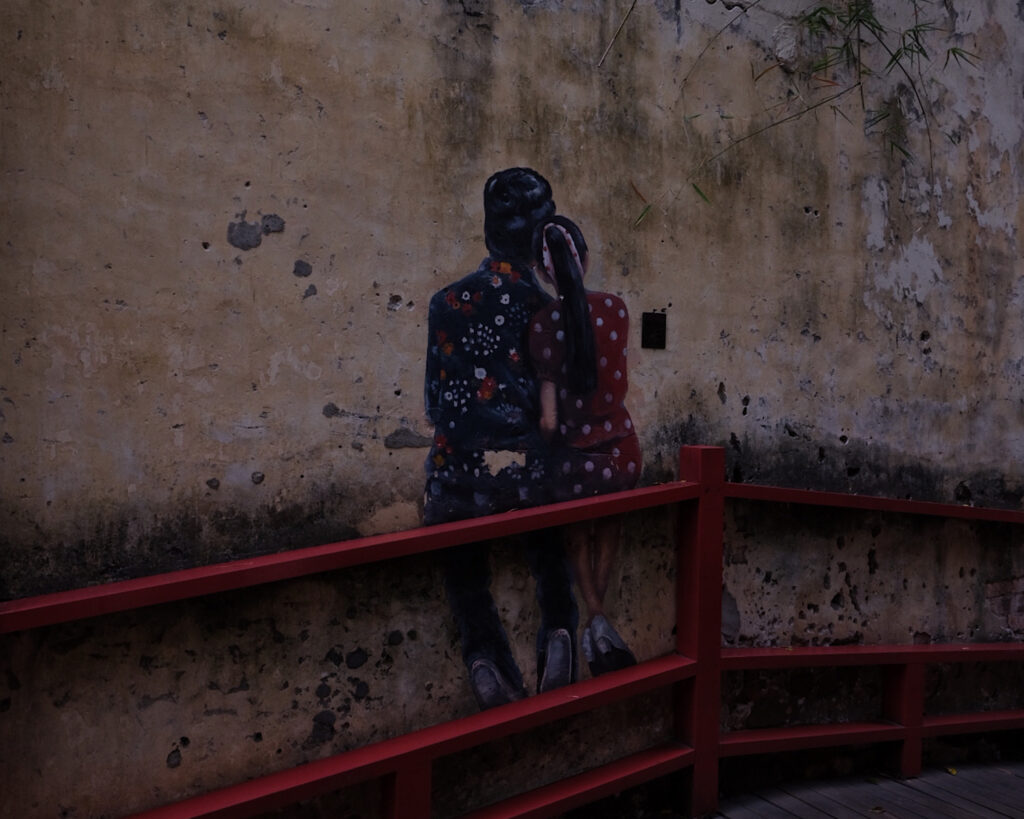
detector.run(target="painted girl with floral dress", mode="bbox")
[528,216,642,675]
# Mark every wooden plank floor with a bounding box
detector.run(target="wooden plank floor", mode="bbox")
[714,762,1024,818]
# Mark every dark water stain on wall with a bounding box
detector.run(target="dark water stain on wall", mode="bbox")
[647,411,1024,510]
[0,491,361,599]
[724,498,1023,644]
[433,688,674,815]
[227,212,285,250]
[430,1,497,159]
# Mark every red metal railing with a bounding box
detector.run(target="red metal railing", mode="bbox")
[2,446,1022,818]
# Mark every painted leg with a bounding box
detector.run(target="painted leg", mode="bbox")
[567,521,603,621]
[525,528,579,692]
[441,543,525,709]
[592,517,621,606]
[588,517,636,673]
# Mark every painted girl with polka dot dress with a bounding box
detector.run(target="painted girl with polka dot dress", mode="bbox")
[528,216,642,676]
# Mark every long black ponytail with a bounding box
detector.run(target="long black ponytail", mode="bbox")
[534,217,598,395]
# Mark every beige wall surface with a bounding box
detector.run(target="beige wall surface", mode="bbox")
[1,3,1023,813]
[0,513,677,817]
[2,1,1022,596]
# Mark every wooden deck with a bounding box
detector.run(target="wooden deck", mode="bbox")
[714,762,1024,818]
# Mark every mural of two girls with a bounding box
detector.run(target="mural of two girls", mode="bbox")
[423,168,641,709]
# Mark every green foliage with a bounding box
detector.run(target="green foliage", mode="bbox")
[797,0,979,162]
[629,1,979,216]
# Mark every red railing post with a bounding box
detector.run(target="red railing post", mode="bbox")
[383,759,432,819]
[883,662,925,777]
[677,446,726,816]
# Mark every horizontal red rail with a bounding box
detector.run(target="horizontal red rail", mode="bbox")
[397,654,695,761]
[7,478,1016,637]
[465,743,694,818]
[0,481,700,634]
[9,448,1024,818]
[718,710,1024,760]
[725,482,1024,524]
[131,654,696,818]
[921,709,1024,737]
[718,722,907,757]
[721,643,1024,670]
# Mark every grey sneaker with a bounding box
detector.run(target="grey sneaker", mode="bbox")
[470,659,525,710]
[590,614,637,672]
[581,625,596,664]
[538,628,574,693]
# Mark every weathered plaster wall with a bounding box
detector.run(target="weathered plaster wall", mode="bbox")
[2,1,1023,815]
[0,512,675,817]
[723,503,1024,648]
[3,1,1021,597]
[721,502,1024,739]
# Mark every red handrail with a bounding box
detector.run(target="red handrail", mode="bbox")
[726,480,1024,524]
[5,446,1022,818]
[0,481,700,635]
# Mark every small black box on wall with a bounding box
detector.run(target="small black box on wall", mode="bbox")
[641,312,667,349]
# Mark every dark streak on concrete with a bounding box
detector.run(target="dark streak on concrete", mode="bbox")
[226,213,284,250]
[384,428,432,449]
[651,415,1023,510]
[309,709,336,744]
[227,219,262,250]
[350,678,369,700]
[0,486,362,599]
[203,707,238,716]
[261,214,285,235]
[138,692,177,710]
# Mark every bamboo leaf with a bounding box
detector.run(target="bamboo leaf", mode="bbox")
[633,203,653,227]
[889,140,912,160]
[944,47,980,69]
[831,104,853,124]
[691,183,711,204]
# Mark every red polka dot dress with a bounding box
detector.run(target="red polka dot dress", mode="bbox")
[529,291,642,502]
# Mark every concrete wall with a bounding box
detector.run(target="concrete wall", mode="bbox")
[0,511,677,817]
[3,0,1021,597]
[2,1,1023,815]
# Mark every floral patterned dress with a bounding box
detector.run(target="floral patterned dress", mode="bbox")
[528,291,642,502]
[423,258,553,524]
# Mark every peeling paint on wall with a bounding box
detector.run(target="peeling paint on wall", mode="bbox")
[1,2,1022,806]
[0,510,676,816]
[3,0,1021,596]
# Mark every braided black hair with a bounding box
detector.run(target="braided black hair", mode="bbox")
[483,167,556,264]
[533,216,597,395]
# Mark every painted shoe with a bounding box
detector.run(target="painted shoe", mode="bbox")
[581,625,595,664]
[581,624,609,677]
[470,659,525,710]
[590,614,637,672]
[538,628,575,693]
